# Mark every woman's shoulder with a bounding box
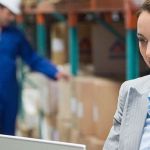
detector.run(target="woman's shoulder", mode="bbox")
[122,75,150,94]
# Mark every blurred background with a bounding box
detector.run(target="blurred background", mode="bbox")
[13,0,146,150]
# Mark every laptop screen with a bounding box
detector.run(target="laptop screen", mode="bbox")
[0,135,86,150]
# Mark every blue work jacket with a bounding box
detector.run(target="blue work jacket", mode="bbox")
[0,25,58,90]
[0,25,60,135]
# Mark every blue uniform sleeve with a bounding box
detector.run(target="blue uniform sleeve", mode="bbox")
[18,31,59,80]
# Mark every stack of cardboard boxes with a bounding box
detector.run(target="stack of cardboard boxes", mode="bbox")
[17,73,59,140]
[57,76,121,150]
[18,73,121,150]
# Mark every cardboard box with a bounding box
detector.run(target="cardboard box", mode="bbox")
[41,115,58,140]
[23,72,59,115]
[69,128,80,144]
[93,78,120,140]
[74,77,95,136]
[74,76,120,140]
[78,136,104,150]
[57,119,72,142]
[57,79,73,120]
[86,137,104,150]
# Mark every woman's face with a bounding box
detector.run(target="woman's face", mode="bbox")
[137,11,150,67]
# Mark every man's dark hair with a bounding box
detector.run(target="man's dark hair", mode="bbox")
[0,4,4,8]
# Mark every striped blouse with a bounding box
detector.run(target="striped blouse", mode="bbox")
[139,97,150,150]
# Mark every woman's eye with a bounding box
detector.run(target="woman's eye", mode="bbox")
[138,38,147,43]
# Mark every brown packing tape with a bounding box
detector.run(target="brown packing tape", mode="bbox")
[44,115,57,128]
[57,119,72,142]
[69,128,80,144]
[86,137,105,150]
[78,136,105,150]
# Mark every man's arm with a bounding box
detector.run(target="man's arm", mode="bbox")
[18,30,60,80]
[103,81,128,150]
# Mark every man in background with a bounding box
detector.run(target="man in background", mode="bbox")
[0,0,68,135]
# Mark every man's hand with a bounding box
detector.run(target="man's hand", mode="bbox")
[55,71,70,81]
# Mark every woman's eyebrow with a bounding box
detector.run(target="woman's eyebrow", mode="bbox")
[137,33,146,38]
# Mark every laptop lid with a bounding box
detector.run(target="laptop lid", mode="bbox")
[0,134,86,150]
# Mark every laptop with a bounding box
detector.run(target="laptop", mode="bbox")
[0,134,86,150]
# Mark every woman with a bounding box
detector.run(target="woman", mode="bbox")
[103,0,150,149]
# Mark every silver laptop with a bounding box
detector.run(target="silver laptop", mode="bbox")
[0,134,86,150]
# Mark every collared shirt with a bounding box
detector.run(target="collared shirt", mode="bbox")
[139,97,150,150]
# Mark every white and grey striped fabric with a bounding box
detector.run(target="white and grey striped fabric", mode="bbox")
[139,97,150,150]
[103,75,150,150]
